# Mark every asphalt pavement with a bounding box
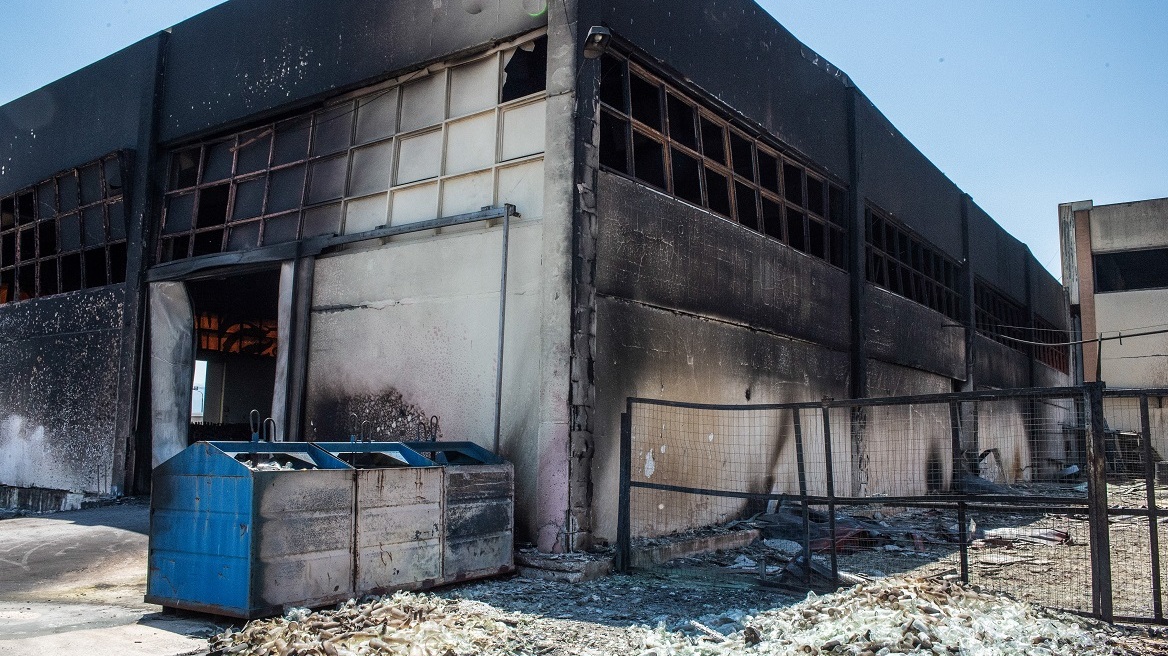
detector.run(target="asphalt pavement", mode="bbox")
[0,500,222,656]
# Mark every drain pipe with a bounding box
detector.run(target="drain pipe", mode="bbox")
[492,205,516,454]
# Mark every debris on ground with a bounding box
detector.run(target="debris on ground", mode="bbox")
[208,575,1154,655]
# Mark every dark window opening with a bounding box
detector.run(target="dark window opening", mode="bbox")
[671,148,703,206]
[193,230,225,257]
[196,185,231,229]
[38,221,56,258]
[501,36,548,102]
[1095,248,1168,292]
[866,206,961,321]
[806,176,825,217]
[40,260,59,296]
[783,163,803,205]
[171,148,200,190]
[84,249,107,288]
[667,94,698,151]
[729,131,754,181]
[600,112,630,173]
[700,116,726,165]
[735,182,758,231]
[757,151,779,194]
[631,131,666,190]
[1,197,14,229]
[705,168,731,217]
[16,192,35,223]
[599,54,628,112]
[629,72,663,131]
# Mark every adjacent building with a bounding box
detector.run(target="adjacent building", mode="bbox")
[0,0,1069,549]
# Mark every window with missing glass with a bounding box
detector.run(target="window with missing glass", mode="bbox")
[1094,248,1168,293]
[0,153,128,305]
[974,280,1027,353]
[866,207,961,321]
[598,52,849,271]
[159,37,549,263]
[973,280,1068,373]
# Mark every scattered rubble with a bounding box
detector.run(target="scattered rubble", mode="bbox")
[207,575,1161,655]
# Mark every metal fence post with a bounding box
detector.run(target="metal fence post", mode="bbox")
[616,410,632,573]
[1085,382,1113,622]
[793,408,811,587]
[1141,394,1163,621]
[950,401,970,583]
[822,401,838,585]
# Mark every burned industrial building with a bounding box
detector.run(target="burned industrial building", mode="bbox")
[0,0,1068,552]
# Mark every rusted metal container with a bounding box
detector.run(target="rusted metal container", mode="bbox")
[311,442,445,593]
[146,441,355,619]
[403,442,515,582]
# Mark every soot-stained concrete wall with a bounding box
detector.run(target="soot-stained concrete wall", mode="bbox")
[865,288,965,382]
[305,221,545,539]
[857,98,963,259]
[0,287,125,496]
[589,172,854,540]
[160,0,547,142]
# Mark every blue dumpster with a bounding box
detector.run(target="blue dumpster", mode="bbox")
[146,441,354,618]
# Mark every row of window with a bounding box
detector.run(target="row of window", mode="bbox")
[975,280,1069,373]
[866,207,962,322]
[160,38,548,263]
[0,153,128,304]
[598,53,849,271]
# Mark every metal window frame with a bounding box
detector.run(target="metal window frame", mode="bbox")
[598,51,850,273]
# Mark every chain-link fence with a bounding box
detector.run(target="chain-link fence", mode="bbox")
[616,385,1168,623]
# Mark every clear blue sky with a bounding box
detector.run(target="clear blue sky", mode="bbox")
[1,0,1165,279]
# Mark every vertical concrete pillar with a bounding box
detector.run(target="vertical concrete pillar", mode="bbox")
[960,194,975,392]
[536,0,581,552]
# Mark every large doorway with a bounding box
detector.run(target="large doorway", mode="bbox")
[186,271,281,442]
[150,265,291,467]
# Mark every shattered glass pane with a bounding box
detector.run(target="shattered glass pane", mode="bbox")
[501,36,547,103]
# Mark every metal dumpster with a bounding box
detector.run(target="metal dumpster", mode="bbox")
[311,441,445,594]
[146,441,355,618]
[402,442,515,582]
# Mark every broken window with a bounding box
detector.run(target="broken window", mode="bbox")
[1032,314,1070,373]
[0,152,128,304]
[974,279,1027,354]
[159,36,548,262]
[597,52,848,270]
[866,207,961,322]
[1094,248,1168,293]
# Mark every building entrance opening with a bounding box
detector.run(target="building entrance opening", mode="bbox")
[186,270,281,442]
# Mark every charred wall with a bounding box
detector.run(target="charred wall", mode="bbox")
[857,98,964,258]
[865,288,965,382]
[160,0,547,142]
[0,287,125,499]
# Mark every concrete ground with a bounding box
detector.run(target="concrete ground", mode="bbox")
[0,500,221,656]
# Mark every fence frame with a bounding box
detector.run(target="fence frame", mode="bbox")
[616,384,1168,624]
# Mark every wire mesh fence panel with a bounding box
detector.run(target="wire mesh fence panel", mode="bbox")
[620,386,1166,622]
[966,508,1092,614]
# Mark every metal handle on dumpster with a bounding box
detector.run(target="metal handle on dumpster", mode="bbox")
[264,417,276,442]
[250,410,261,443]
